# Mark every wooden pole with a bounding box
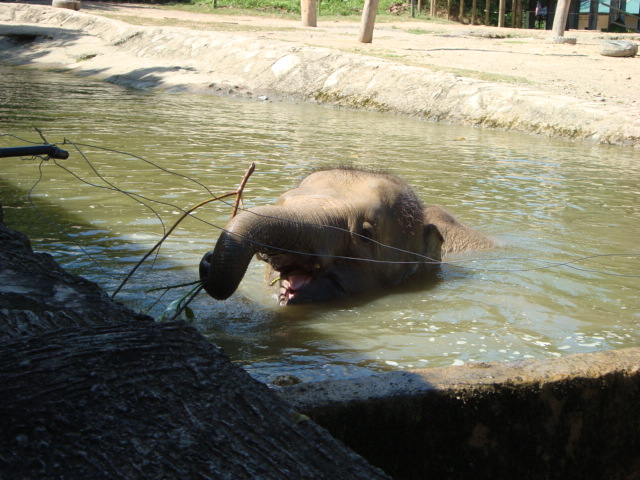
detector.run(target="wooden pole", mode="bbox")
[472,0,477,23]
[447,0,452,19]
[359,0,380,43]
[510,0,519,26]
[459,0,465,21]
[498,0,506,25]
[551,0,570,36]
[301,0,317,27]
[485,0,490,24]
[431,0,437,17]
[52,0,81,9]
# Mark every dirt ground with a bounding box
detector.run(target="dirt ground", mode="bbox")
[80,1,640,107]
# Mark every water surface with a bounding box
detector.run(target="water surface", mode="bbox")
[1,65,638,383]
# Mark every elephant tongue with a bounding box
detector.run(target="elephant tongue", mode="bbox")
[285,273,312,292]
[281,273,312,303]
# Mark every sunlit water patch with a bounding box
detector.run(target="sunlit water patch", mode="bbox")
[1,65,638,383]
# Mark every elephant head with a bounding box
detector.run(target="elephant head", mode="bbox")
[199,168,445,305]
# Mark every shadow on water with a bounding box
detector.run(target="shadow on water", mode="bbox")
[0,177,165,280]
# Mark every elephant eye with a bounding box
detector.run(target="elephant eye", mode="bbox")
[359,222,375,243]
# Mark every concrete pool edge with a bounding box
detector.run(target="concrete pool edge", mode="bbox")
[1,3,640,148]
[280,348,640,479]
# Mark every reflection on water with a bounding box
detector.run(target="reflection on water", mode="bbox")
[1,65,639,383]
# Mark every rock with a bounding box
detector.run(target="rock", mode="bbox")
[600,40,638,57]
[0,210,153,341]
[548,36,577,44]
[273,374,303,386]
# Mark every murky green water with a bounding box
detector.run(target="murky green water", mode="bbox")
[1,65,638,383]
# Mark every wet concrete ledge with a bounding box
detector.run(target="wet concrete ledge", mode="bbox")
[280,349,640,479]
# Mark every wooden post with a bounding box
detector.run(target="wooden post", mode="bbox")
[498,0,506,25]
[431,0,438,17]
[301,0,317,27]
[447,0,452,19]
[587,0,598,29]
[511,0,521,26]
[551,0,570,36]
[472,0,477,23]
[459,0,465,20]
[516,0,522,27]
[485,0,490,23]
[359,0,380,43]
[52,0,81,9]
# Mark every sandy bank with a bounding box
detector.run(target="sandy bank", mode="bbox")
[1,3,639,147]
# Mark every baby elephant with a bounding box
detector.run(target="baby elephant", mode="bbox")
[200,167,494,305]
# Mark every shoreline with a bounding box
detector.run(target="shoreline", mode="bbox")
[1,3,639,147]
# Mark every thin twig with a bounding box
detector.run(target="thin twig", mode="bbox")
[231,162,255,218]
[146,279,204,294]
[111,192,237,299]
[34,127,47,143]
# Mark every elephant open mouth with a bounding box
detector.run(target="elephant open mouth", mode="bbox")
[266,257,347,306]
[278,270,313,305]
[264,255,319,306]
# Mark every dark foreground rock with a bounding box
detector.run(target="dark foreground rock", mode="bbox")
[0,323,391,479]
[0,214,390,480]
[0,218,152,341]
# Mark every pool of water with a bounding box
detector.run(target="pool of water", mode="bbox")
[1,65,638,383]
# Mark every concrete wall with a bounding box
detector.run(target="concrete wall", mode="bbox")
[578,13,639,30]
[281,348,640,479]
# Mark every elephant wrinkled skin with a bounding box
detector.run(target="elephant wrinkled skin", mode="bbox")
[199,168,494,305]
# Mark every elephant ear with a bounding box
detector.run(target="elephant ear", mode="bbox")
[423,223,443,264]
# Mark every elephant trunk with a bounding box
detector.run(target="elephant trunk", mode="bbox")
[199,205,335,300]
